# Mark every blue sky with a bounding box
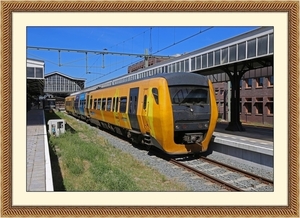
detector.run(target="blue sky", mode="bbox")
[27,26,257,87]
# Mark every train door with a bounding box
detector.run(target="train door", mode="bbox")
[141,88,150,133]
[85,94,90,118]
[71,97,75,115]
[128,88,140,131]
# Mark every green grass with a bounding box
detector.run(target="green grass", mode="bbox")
[46,110,188,192]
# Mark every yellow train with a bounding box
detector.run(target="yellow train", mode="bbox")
[65,72,218,155]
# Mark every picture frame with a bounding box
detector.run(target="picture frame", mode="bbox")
[1,1,298,217]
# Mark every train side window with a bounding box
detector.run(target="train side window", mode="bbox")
[107,98,112,111]
[120,97,127,113]
[89,98,93,109]
[93,99,97,109]
[116,97,119,112]
[111,98,115,111]
[97,98,101,110]
[102,98,106,110]
[152,88,159,104]
[143,95,147,109]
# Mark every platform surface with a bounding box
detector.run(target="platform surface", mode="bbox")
[27,109,53,191]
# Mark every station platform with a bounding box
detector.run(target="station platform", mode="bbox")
[27,109,53,191]
[211,121,274,169]
[215,121,273,142]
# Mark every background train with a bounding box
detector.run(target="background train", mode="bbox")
[65,72,218,155]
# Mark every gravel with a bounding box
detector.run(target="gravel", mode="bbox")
[83,121,274,192]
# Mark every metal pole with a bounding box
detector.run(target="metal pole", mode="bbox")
[227,81,231,122]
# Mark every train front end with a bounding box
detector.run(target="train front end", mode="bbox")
[158,73,218,155]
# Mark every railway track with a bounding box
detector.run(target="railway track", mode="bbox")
[169,158,243,191]
[169,156,273,192]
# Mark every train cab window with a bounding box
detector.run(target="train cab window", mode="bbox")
[102,99,106,110]
[120,97,127,113]
[169,86,208,105]
[93,99,97,109]
[107,98,112,111]
[97,99,101,110]
[152,88,159,104]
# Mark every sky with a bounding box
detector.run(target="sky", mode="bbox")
[26,26,257,88]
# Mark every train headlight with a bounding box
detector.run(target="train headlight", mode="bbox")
[204,123,208,128]
[175,125,180,130]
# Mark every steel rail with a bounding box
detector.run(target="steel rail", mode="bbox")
[169,159,244,192]
[199,156,274,185]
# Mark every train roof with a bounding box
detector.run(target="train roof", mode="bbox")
[147,72,208,86]
[68,72,209,97]
[90,72,208,92]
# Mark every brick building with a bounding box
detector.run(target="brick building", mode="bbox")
[214,67,273,126]
[128,57,170,73]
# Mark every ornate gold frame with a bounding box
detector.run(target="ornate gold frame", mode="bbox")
[1,1,299,217]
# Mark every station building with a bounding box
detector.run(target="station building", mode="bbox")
[44,71,85,97]
[27,58,45,97]
[27,58,86,110]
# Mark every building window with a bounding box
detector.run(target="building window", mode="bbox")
[202,54,207,68]
[267,97,273,115]
[215,88,219,95]
[214,50,220,65]
[191,57,195,71]
[258,35,268,56]
[256,77,264,87]
[238,42,246,60]
[244,98,252,114]
[208,52,213,67]
[269,33,274,53]
[229,45,237,62]
[196,56,201,69]
[255,98,263,115]
[35,68,43,78]
[220,89,224,95]
[184,59,189,71]
[268,76,274,86]
[247,39,256,58]
[27,67,34,77]
[246,79,252,88]
[221,47,228,64]
[256,103,263,114]
[267,103,273,115]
